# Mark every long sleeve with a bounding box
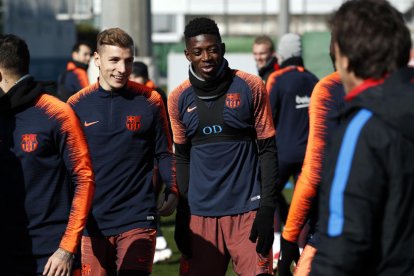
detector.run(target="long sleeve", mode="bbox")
[152,91,177,195]
[36,99,95,254]
[257,137,278,208]
[283,73,342,242]
[252,76,278,208]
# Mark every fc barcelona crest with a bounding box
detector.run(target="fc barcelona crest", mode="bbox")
[225,93,241,109]
[126,115,141,131]
[21,134,38,152]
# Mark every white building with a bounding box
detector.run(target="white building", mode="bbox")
[150,0,414,43]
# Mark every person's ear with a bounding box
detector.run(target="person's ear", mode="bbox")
[184,49,191,62]
[94,51,100,68]
[221,43,226,56]
[334,42,349,72]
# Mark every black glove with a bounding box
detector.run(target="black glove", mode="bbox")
[277,236,300,276]
[174,200,192,258]
[249,206,275,255]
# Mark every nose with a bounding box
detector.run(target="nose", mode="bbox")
[117,61,127,73]
[201,50,210,61]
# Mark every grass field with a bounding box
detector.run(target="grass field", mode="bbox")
[152,187,294,276]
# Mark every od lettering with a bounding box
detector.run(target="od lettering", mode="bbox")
[202,125,222,135]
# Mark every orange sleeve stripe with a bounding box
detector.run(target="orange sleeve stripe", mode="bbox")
[146,87,178,194]
[36,95,95,253]
[235,70,276,140]
[67,82,99,105]
[129,81,174,150]
[167,80,192,144]
[73,68,90,88]
[127,81,178,194]
[66,61,76,71]
[145,80,158,89]
[265,66,302,93]
[283,71,340,242]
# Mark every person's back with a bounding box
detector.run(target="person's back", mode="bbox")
[267,65,318,163]
[311,1,414,275]
[58,42,92,101]
[277,71,345,276]
[266,33,318,164]
[315,67,414,275]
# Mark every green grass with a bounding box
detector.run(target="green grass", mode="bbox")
[152,187,294,276]
[151,216,181,276]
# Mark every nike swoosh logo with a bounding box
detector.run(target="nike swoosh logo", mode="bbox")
[84,121,99,127]
[187,106,197,112]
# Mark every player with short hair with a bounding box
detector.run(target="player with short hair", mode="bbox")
[0,33,95,276]
[58,41,92,101]
[68,28,177,276]
[311,1,414,275]
[253,35,280,84]
[169,17,278,276]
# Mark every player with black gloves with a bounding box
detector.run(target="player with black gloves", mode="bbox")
[169,17,279,275]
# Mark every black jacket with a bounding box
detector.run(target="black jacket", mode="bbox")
[312,67,414,276]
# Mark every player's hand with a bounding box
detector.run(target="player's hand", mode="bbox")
[277,236,300,276]
[249,206,275,255]
[157,192,178,216]
[43,247,73,276]
[174,201,192,258]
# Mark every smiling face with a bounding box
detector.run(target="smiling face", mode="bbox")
[185,34,225,80]
[94,45,134,91]
[253,43,273,69]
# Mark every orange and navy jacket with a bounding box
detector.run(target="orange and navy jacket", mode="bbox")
[0,76,95,272]
[266,60,319,163]
[58,61,89,101]
[68,81,177,236]
[312,68,414,275]
[282,71,345,243]
[168,64,278,215]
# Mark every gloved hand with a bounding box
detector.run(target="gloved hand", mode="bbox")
[157,190,178,216]
[249,206,275,255]
[174,200,192,258]
[277,236,300,276]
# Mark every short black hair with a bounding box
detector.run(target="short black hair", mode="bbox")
[0,34,30,76]
[331,0,411,79]
[72,41,92,53]
[184,17,221,43]
[131,61,149,79]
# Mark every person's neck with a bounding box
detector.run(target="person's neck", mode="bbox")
[1,74,21,94]
[189,60,226,82]
[344,73,364,94]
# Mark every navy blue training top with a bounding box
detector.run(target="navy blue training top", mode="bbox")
[0,77,94,273]
[68,81,176,236]
[266,66,319,163]
[169,70,276,216]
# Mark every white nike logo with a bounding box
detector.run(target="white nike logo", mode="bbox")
[84,120,99,127]
[187,106,197,112]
